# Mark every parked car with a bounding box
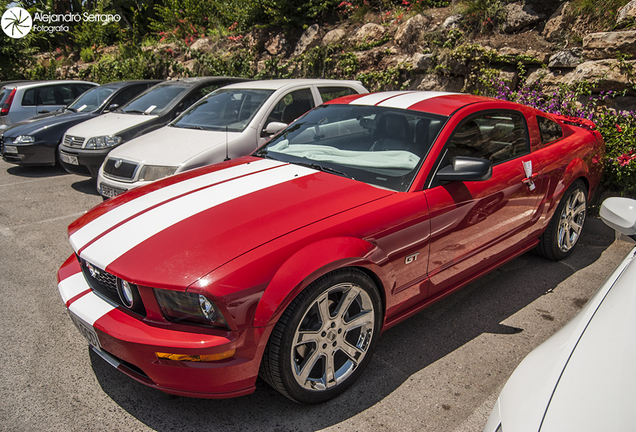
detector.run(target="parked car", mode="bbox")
[96,79,367,198]
[57,91,604,403]
[483,197,636,432]
[0,80,160,167]
[0,80,97,131]
[58,77,248,177]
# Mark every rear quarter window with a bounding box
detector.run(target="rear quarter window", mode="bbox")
[318,86,358,103]
[537,115,563,144]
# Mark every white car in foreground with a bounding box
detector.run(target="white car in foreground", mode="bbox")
[96,79,367,198]
[484,197,636,432]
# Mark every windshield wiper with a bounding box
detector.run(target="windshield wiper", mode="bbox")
[294,161,351,179]
[123,109,147,115]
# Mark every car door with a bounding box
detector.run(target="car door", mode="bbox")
[35,84,80,114]
[258,87,316,146]
[424,110,544,298]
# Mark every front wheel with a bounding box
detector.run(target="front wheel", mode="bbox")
[260,268,382,404]
[535,179,587,261]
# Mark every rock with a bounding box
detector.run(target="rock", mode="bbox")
[583,31,636,60]
[411,53,434,72]
[394,14,429,48]
[617,0,636,27]
[417,74,464,92]
[503,3,545,34]
[322,28,346,45]
[189,38,212,52]
[442,14,462,29]
[542,2,570,41]
[497,47,550,64]
[526,59,636,95]
[548,49,582,68]
[292,24,321,57]
[350,23,386,46]
[265,33,288,56]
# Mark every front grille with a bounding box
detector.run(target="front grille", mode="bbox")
[64,135,85,148]
[77,256,146,316]
[103,158,139,180]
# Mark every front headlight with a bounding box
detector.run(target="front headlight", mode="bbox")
[154,289,229,329]
[15,135,35,144]
[139,165,178,181]
[85,135,122,149]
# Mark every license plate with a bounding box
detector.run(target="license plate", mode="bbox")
[4,145,17,154]
[100,183,125,198]
[68,311,102,351]
[60,152,78,165]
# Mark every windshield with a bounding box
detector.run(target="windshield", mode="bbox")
[67,86,115,112]
[172,89,274,132]
[120,84,189,115]
[255,104,447,192]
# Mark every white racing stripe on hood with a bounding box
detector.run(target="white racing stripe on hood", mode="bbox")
[80,163,316,270]
[70,159,284,252]
[377,91,457,109]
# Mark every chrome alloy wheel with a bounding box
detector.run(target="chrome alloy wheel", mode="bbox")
[291,282,376,391]
[557,188,586,253]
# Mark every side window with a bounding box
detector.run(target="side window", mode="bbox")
[22,89,36,106]
[109,85,148,108]
[318,86,357,103]
[37,85,75,106]
[443,111,529,166]
[537,115,563,144]
[72,84,94,98]
[266,88,315,126]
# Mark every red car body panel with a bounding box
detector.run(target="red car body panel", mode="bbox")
[58,91,605,398]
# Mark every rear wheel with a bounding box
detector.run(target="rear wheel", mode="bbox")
[261,268,382,404]
[536,180,587,260]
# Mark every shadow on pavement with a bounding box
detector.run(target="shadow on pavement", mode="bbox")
[6,164,69,178]
[89,233,614,432]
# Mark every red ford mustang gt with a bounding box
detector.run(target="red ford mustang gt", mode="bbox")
[57,91,604,403]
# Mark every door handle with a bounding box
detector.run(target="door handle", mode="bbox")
[37,110,50,114]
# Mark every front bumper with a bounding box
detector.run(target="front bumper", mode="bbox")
[57,255,270,398]
[58,144,111,177]
[1,139,57,166]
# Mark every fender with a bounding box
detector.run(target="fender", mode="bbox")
[252,236,393,328]
[543,157,590,222]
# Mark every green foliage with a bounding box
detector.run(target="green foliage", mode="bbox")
[190,49,253,78]
[569,0,631,31]
[457,0,507,35]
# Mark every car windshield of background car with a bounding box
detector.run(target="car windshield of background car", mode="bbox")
[256,104,447,192]
[120,85,188,115]
[171,89,275,133]
[67,86,115,113]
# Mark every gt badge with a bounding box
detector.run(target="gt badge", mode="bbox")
[405,252,420,265]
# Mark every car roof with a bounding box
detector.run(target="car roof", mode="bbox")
[327,91,500,116]
[153,77,249,88]
[220,79,364,91]
[101,80,163,89]
[1,80,96,90]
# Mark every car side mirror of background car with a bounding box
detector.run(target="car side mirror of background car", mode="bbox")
[600,197,636,239]
[107,104,119,112]
[262,121,288,137]
[436,156,492,182]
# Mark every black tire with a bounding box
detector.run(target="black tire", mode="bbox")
[535,179,587,261]
[260,268,383,404]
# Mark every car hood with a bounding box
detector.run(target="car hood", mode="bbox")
[68,157,393,289]
[3,111,93,137]
[495,247,636,432]
[65,112,158,137]
[106,125,240,167]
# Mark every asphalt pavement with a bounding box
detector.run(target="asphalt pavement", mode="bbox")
[1,159,633,432]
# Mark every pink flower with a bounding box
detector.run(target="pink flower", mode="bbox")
[616,124,623,133]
